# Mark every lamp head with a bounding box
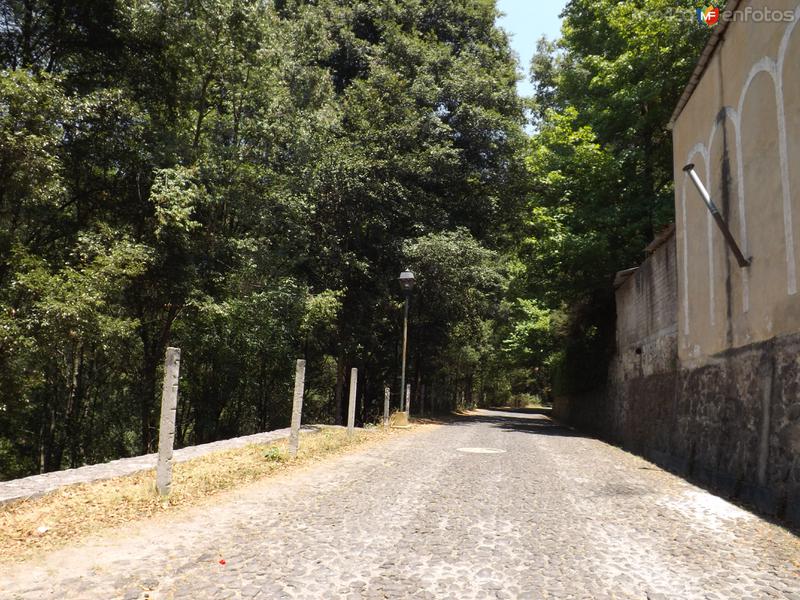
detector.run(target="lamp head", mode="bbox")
[398,269,416,293]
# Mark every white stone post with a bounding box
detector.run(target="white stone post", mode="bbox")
[156,347,180,496]
[347,367,358,436]
[405,383,411,416]
[383,386,390,428]
[289,359,306,458]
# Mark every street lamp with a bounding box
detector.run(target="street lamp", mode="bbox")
[398,269,416,414]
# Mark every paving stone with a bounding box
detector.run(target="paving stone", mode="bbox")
[1,410,798,600]
[241,585,261,598]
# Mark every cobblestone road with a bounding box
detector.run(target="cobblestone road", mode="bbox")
[2,409,799,599]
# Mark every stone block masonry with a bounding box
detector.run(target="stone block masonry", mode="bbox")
[557,229,800,527]
[607,332,800,526]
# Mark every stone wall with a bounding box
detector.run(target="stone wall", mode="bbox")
[615,227,678,354]
[605,331,800,526]
[556,228,800,526]
[554,231,678,437]
[605,230,679,456]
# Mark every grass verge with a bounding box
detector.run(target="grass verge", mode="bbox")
[0,424,410,563]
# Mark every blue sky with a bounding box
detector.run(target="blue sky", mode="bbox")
[496,0,566,98]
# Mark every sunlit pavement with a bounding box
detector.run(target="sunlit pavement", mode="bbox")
[2,409,799,599]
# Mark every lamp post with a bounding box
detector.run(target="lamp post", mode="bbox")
[398,269,416,414]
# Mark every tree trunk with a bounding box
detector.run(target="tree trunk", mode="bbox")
[140,346,158,454]
[334,356,345,425]
[37,405,49,473]
[413,368,422,416]
[65,340,84,468]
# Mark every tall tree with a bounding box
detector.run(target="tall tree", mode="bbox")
[511,0,709,395]
[0,0,528,477]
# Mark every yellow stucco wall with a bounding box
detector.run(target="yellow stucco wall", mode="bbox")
[672,0,800,365]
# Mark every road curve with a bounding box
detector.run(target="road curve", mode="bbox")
[1,409,798,599]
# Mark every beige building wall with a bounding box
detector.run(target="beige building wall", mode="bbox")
[672,0,800,365]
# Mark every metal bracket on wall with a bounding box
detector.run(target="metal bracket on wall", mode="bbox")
[683,164,752,268]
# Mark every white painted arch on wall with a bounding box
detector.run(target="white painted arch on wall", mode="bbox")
[680,4,800,341]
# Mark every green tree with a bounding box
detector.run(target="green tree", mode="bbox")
[404,229,507,409]
[512,0,709,397]
[530,0,708,237]
[0,0,528,477]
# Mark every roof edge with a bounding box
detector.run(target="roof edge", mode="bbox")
[645,223,676,254]
[613,267,639,290]
[613,224,676,291]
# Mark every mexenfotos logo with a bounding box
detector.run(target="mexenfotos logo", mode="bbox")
[688,4,796,26]
[697,5,721,27]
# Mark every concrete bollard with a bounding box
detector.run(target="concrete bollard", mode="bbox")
[405,383,411,416]
[383,386,390,428]
[347,367,357,436]
[156,347,181,496]
[289,359,306,458]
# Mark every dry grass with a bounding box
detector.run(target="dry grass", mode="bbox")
[0,425,409,563]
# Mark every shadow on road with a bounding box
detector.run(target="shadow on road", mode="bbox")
[441,408,590,438]
[486,406,553,417]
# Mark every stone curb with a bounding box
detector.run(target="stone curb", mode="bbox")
[0,425,332,505]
